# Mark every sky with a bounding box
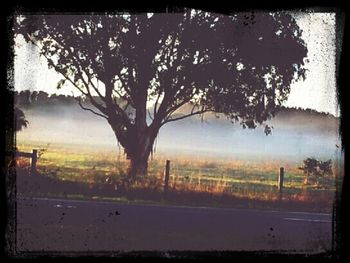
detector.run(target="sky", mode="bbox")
[13,12,339,117]
[284,12,338,116]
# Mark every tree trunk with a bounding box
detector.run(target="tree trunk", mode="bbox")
[127,153,149,180]
[111,124,158,181]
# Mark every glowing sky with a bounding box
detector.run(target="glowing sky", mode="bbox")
[13,12,339,116]
[284,12,338,116]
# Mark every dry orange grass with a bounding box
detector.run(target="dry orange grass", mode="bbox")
[15,142,339,204]
[16,157,31,170]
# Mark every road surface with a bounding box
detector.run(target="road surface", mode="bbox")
[15,197,333,253]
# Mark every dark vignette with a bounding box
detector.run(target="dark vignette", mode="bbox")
[2,6,17,261]
[1,0,348,262]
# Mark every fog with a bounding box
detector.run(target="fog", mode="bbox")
[16,104,342,163]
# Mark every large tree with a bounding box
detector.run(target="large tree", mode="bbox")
[15,10,307,179]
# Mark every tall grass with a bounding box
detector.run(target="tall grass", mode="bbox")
[16,142,338,204]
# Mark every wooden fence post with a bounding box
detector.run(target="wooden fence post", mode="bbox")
[164,160,170,192]
[278,167,284,199]
[30,149,38,175]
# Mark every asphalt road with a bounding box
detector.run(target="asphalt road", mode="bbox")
[15,197,333,253]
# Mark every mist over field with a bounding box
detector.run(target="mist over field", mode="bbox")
[16,103,341,164]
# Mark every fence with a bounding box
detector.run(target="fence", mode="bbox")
[163,160,170,192]
[163,160,285,198]
[278,167,285,199]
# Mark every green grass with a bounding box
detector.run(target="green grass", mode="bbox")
[16,141,337,205]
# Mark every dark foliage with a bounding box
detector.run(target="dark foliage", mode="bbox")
[299,158,333,186]
[14,107,28,132]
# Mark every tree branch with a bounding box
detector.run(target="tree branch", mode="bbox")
[123,99,130,112]
[113,78,134,108]
[28,35,110,118]
[75,97,109,120]
[116,73,133,98]
[73,71,109,115]
[153,89,163,118]
[161,108,212,126]
[164,98,192,118]
[82,68,105,100]
[45,34,132,128]
[147,109,154,121]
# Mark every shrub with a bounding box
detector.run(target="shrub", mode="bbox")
[298,158,333,187]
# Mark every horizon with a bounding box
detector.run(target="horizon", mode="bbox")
[14,89,340,118]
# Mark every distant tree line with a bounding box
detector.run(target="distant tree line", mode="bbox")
[14,90,116,108]
[14,89,335,119]
[277,105,334,118]
[14,90,77,106]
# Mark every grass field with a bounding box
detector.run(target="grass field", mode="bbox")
[15,140,338,207]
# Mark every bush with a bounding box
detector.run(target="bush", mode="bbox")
[298,158,333,187]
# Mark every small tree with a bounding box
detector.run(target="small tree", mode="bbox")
[14,107,29,132]
[299,158,333,186]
